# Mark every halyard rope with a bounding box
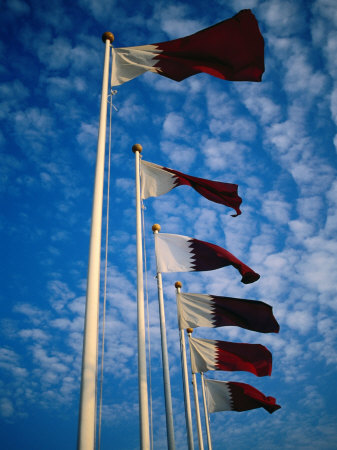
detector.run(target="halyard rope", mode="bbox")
[142,200,154,450]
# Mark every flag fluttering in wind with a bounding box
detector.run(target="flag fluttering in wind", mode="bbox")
[189,337,272,376]
[205,379,281,414]
[177,292,279,332]
[154,233,260,284]
[111,9,264,86]
[141,160,242,216]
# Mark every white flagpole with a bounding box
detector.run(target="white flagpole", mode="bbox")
[152,224,176,450]
[175,282,194,450]
[200,373,212,450]
[187,328,204,450]
[77,32,114,450]
[133,144,151,449]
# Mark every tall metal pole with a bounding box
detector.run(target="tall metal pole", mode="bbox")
[201,373,212,450]
[133,144,151,449]
[77,31,114,450]
[175,282,194,450]
[153,224,176,450]
[187,328,204,450]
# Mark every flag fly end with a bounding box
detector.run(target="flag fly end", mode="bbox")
[241,272,260,284]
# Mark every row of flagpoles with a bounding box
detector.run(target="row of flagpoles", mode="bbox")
[134,145,281,449]
[77,9,277,450]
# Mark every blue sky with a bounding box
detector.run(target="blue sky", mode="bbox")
[1,0,337,449]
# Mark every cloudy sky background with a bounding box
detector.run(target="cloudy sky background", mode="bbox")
[1,0,337,449]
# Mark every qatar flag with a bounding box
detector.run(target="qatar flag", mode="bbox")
[189,337,272,377]
[154,233,260,284]
[111,9,264,86]
[177,292,279,333]
[205,379,281,414]
[141,160,242,216]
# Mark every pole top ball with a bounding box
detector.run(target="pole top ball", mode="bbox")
[186,328,194,334]
[132,143,143,153]
[175,281,182,289]
[152,224,161,232]
[102,32,114,43]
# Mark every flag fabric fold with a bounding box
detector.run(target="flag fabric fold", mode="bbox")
[141,160,242,216]
[154,233,260,284]
[205,379,281,414]
[111,9,264,86]
[177,292,279,332]
[189,337,272,376]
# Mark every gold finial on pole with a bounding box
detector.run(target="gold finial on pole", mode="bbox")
[152,224,161,233]
[186,328,193,335]
[102,32,114,43]
[132,143,143,153]
[175,281,182,289]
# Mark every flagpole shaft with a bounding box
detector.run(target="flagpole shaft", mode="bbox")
[156,270,176,450]
[77,32,113,450]
[201,373,212,450]
[153,225,175,449]
[133,145,151,449]
[187,330,204,450]
[175,283,194,450]
[191,373,204,450]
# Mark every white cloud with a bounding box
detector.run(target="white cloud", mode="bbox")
[78,0,117,22]
[160,141,196,169]
[48,280,75,311]
[0,398,14,418]
[202,139,249,173]
[238,90,282,125]
[154,4,203,39]
[6,0,30,15]
[296,195,324,221]
[76,122,98,162]
[209,117,257,142]
[288,219,315,241]
[258,0,306,37]
[162,112,186,137]
[14,107,55,151]
[286,310,314,334]
[262,191,291,224]
[18,329,50,341]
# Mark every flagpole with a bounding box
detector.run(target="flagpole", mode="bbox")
[133,144,151,449]
[200,373,212,450]
[152,224,176,450]
[175,282,194,450]
[187,328,204,450]
[77,31,114,450]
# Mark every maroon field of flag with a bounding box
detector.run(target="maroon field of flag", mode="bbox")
[177,292,279,333]
[205,379,281,414]
[189,337,272,376]
[141,160,242,216]
[111,9,264,86]
[154,233,260,284]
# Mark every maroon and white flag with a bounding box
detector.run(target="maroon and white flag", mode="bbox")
[189,337,272,376]
[111,9,264,86]
[177,292,279,333]
[205,379,281,414]
[141,160,242,216]
[154,233,260,284]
